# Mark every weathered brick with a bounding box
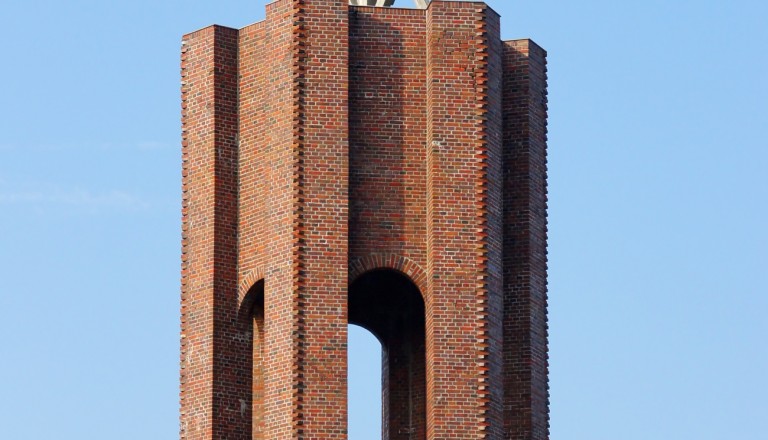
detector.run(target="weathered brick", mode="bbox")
[180,2,548,439]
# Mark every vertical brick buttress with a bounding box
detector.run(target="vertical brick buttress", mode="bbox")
[503,39,550,440]
[296,0,350,438]
[180,25,241,440]
[181,2,548,439]
[425,2,504,438]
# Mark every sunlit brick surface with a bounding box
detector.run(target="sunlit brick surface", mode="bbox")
[180,2,548,439]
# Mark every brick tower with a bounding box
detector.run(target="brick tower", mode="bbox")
[180,1,548,439]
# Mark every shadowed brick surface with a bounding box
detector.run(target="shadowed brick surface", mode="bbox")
[181,2,548,439]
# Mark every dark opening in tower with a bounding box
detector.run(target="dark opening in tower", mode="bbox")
[349,270,426,440]
[242,280,265,440]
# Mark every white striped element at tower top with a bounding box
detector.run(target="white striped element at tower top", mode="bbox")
[349,0,432,8]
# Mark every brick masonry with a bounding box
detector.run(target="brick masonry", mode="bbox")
[180,1,548,439]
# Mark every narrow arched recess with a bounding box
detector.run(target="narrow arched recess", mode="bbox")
[242,280,265,440]
[349,269,426,440]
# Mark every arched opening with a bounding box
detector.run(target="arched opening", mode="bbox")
[349,269,426,440]
[243,280,265,440]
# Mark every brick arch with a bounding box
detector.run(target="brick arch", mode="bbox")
[236,267,267,440]
[239,267,267,308]
[348,253,429,439]
[349,254,428,296]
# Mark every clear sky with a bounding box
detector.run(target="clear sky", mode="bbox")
[1,0,766,439]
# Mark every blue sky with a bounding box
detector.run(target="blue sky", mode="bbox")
[1,0,766,439]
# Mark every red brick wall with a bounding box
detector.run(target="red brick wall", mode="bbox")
[239,1,306,438]
[348,10,430,438]
[503,39,550,440]
[349,7,428,269]
[298,0,350,437]
[238,20,267,282]
[180,24,241,440]
[424,3,505,437]
[181,2,548,439]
